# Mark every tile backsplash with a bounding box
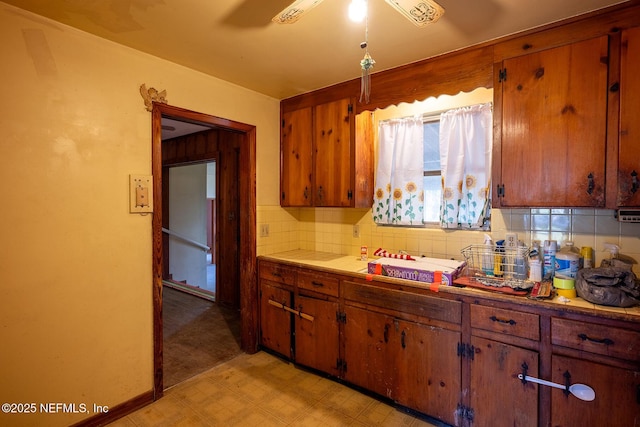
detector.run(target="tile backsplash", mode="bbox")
[257,205,640,274]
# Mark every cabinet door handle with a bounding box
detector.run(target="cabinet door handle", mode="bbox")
[317,186,324,203]
[631,170,638,194]
[401,330,407,349]
[490,315,516,326]
[578,333,614,346]
[383,324,390,343]
[311,281,324,287]
[587,173,595,195]
[304,186,309,199]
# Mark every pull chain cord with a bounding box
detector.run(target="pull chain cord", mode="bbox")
[359,1,375,104]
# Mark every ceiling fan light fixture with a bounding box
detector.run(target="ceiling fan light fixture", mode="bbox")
[383,0,445,27]
[348,0,367,22]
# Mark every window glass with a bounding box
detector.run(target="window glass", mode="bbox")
[423,119,441,223]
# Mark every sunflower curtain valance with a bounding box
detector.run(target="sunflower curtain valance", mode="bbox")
[439,103,492,229]
[373,116,424,225]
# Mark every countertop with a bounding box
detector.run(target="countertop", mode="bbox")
[259,249,640,322]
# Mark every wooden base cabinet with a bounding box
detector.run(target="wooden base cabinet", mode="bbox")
[258,258,640,427]
[294,294,340,377]
[469,337,539,427]
[550,355,640,426]
[342,305,461,426]
[259,281,293,358]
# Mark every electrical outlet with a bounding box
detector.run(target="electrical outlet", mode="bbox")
[260,224,269,237]
[505,233,518,249]
[353,224,360,238]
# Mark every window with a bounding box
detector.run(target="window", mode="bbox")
[422,116,441,223]
[373,101,492,229]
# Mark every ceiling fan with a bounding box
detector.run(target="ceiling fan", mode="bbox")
[272,0,445,27]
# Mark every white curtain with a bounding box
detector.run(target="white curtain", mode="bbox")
[373,116,424,225]
[439,103,492,229]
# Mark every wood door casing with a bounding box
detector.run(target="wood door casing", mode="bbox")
[217,138,240,308]
[152,104,257,398]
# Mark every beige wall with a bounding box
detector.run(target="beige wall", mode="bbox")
[0,3,279,426]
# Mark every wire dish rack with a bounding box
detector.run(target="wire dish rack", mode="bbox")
[460,244,533,290]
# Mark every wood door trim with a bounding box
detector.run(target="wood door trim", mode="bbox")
[151,103,257,399]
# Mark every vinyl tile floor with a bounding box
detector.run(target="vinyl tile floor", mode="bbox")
[108,351,440,427]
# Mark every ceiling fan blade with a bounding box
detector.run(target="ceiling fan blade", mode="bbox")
[384,0,445,27]
[272,0,325,24]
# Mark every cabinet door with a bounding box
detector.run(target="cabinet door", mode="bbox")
[314,98,353,207]
[342,305,394,397]
[618,26,640,207]
[294,294,340,376]
[498,36,608,207]
[281,107,313,206]
[394,319,461,426]
[259,281,292,358]
[551,355,640,426]
[470,336,539,427]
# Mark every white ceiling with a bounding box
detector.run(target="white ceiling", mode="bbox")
[4,0,628,100]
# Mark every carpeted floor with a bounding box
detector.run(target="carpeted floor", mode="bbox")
[163,286,242,389]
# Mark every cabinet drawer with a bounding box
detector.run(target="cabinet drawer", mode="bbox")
[471,305,540,341]
[551,318,640,362]
[343,281,461,325]
[259,262,296,287]
[297,271,339,297]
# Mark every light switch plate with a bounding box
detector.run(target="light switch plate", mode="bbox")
[130,174,153,213]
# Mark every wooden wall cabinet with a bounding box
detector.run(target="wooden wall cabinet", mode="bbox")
[280,98,373,207]
[618,26,640,207]
[494,36,609,208]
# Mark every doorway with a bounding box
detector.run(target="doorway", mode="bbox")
[151,103,258,398]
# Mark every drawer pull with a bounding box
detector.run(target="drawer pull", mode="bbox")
[578,333,614,346]
[271,271,282,278]
[311,281,324,287]
[490,315,516,326]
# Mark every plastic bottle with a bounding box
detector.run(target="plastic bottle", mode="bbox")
[603,243,619,263]
[543,240,557,279]
[555,242,579,279]
[529,241,542,282]
[565,241,582,269]
[581,246,594,268]
[482,234,494,276]
[514,243,527,280]
[494,240,505,277]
